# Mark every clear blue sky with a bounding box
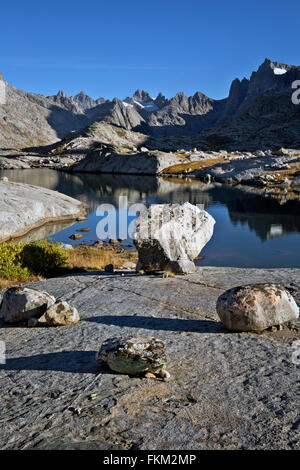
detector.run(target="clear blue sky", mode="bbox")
[1,0,299,100]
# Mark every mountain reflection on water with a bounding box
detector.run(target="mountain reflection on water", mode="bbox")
[1,169,300,268]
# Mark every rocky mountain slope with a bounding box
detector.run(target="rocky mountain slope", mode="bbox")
[0,59,299,150]
[0,79,90,149]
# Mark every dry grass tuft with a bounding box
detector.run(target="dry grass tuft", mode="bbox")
[264,159,300,181]
[66,245,138,271]
[164,270,175,278]
[0,244,138,290]
[0,275,43,290]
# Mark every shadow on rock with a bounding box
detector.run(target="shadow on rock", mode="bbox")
[2,350,100,374]
[84,315,225,334]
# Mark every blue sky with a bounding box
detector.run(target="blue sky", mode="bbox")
[1,0,299,100]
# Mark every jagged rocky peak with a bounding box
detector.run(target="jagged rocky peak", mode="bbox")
[71,91,97,111]
[249,58,298,90]
[133,89,153,102]
[247,58,299,84]
[124,90,159,113]
[95,97,106,105]
[171,91,187,105]
[227,77,249,100]
[154,92,169,108]
[258,57,292,75]
[0,71,4,81]
[112,97,122,105]
[56,89,68,98]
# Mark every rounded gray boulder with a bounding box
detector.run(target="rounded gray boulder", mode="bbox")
[0,286,55,324]
[96,336,170,380]
[216,283,299,332]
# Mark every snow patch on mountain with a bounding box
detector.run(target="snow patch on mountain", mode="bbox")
[273,67,287,75]
[133,100,159,112]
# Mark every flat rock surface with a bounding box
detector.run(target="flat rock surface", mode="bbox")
[193,154,300,185]
[0,267,299,450]
[72,149,182,175]
[0,180,87,242]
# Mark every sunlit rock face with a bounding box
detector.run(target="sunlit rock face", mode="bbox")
[133,202,215,272]
[217,283,299,332]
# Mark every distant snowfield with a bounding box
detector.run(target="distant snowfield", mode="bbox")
[133,100,159,112]
[122,101,133,108]
[273,67,287,75]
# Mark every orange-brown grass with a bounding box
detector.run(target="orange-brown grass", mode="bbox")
[0,245,138,290]
[0,275,42,290]
[66,245,138,271]
[264,159,300,181]
[162,176,204,185]
[162,157,229,175]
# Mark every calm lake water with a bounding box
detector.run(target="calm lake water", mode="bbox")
[1,168,300,268]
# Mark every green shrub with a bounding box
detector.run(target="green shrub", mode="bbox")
[0,240,68,280]
[21,240,68,276]
[0,242,29,280]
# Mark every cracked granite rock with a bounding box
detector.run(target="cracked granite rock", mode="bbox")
[0,180,87,242]
[133,202,215,272]
[45,300,80,327]
[96,336,170,380]
[0,286,55,324]
[1,267,299,450]
[216,283,299,332]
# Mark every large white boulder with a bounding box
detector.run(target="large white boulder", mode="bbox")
[132,202,215,272]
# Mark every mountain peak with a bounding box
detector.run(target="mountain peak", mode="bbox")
[133,89,152,102]
[56,90,67,98]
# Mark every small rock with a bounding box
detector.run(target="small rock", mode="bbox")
[27,317,39,328]
[76,227,90,232]
[274,147,290,156]
[45,300,80,327]
[216,284,299,332]
[104,264,114,273]
[59,243,73,250]
[93,241,105,247]
[69,234,83,240]
[122,262,136,270]
[254,150,265,157]
[96,336,170,379]
[0,287,55,324]
[145,372,156,379]
[165,259,196,274]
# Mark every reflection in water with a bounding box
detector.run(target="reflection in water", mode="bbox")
[1,169,300,268]
[13,220,77,244]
